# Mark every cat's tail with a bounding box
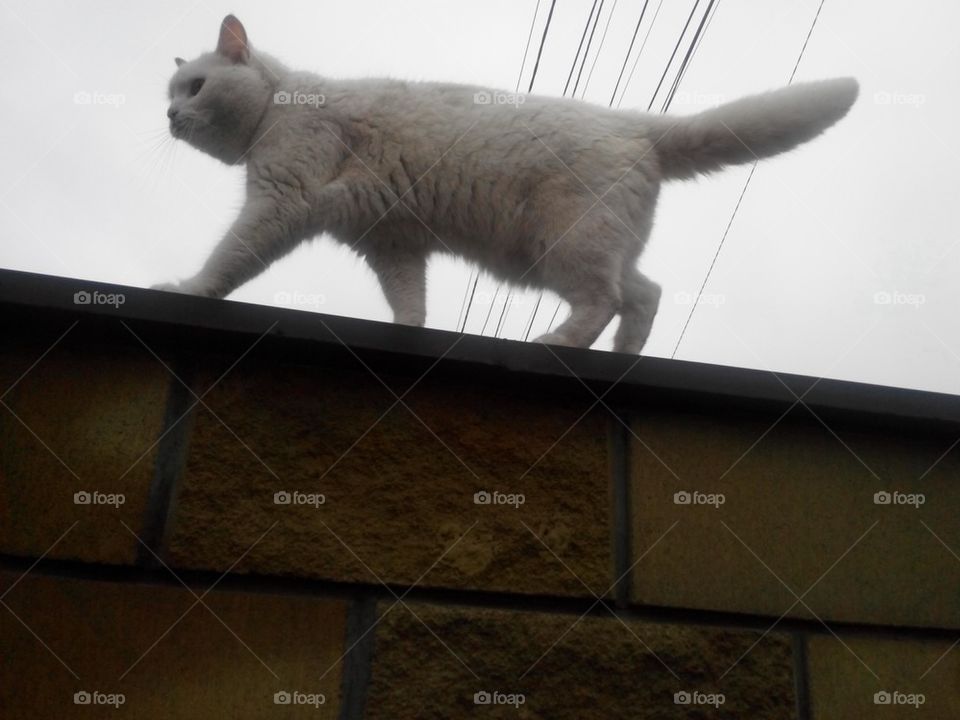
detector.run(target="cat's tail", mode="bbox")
[651,77,859,181]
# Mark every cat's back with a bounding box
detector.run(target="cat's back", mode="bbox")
[319,77,647,168]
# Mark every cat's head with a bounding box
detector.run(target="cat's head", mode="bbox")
[167,15,273,164]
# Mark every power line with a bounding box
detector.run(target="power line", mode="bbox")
[522,294,543,341]
[494,286,513,337]
[571,0,605,98]
[459,274,481,333]
[582,0,620,99]
[665,0,721,107]
[527,0,558,94]
[546,301,563,334]
[494,292,513,336]
[646,0,702,112]
[563,0,599,96]
[660,0,719,113]
[455,267,475,330]
[516,0,543,93]
[615,0,666,108]
[671,0,829,358]
[609,0,650,107]
[479,285,501,335]
[671,163,755,359]
[789,0,826,83]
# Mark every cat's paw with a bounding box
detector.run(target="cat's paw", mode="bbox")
[151,280,224,298]
[150,281,189,294]
[533,332,572,347]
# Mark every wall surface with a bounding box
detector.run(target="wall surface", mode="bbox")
[2,270,959,718]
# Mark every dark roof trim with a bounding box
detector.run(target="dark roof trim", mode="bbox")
[2,268,958,435]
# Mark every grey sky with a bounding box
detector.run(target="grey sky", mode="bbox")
[1,1,957,395]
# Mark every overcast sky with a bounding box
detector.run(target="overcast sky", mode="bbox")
[1,0,957,396]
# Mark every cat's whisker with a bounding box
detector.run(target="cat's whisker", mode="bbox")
[138,128,172,142]
[133,133,177,195]
[154,137,178,194]
[130,127,173,151]
[143,133,172,153]
[128,135,171,174]
[159,137,180,192]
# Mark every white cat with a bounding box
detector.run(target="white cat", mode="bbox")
[153,15,858,353]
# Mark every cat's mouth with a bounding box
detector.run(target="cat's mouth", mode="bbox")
[169,117,192,139]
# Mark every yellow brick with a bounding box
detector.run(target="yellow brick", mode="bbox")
[367,601,797,718]
[808,633,960,718]
[0,335,170,564]
[166,362,611,595]
[630,410,960,627]
[0,571,346,718]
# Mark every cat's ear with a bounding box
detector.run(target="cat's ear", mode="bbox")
[174,57,186,68]
[216,14,250,64]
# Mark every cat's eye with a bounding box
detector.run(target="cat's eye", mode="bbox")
[189,78,205,97]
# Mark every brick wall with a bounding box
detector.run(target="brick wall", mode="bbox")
[1,272,959,718]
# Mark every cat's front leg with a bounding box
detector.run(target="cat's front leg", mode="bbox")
[364,248,427,326]
[153,197,308,299]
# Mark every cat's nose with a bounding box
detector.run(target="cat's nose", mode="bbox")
[167,107,179,120]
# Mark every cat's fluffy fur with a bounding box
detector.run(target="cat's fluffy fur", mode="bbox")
[154,15,858,352]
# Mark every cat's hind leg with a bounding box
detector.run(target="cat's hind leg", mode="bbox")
[534,291,619,348]
[532,228,621,348]
[613,266,661,354]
